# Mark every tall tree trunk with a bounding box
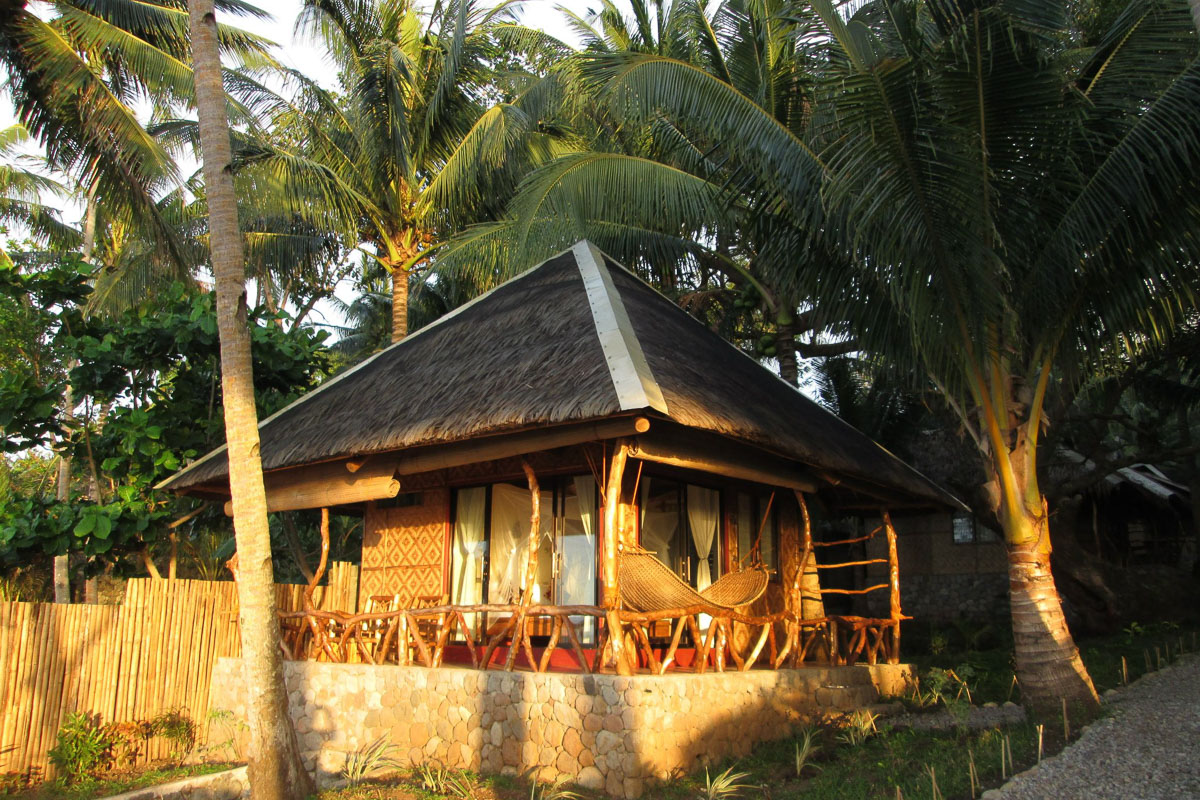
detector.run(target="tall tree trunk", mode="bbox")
[187,2,314,797]
[391,263,409,343]
[997,455,1099,714]
[54,381,75,603]
[776,316,799,386]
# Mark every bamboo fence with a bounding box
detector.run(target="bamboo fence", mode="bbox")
[0,564,357,779]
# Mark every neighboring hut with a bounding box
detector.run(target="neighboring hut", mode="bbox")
[854,510,1008,625]
[163,242,961,793]
[1053,452,1195,570]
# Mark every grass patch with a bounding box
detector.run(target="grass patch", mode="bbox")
[312,721,1044,800]
[1079,621,1197,694]
[317,768,604,800]
[0,762,240,800]
[681,723,1041,800]
[907,618,1199,707]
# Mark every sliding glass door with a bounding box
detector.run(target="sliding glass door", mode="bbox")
[639,478,723,589]
[450,476,599,643]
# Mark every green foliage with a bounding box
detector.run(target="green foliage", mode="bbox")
[148,711,197,764]
[46,713,114,783]
[0,283,330,572]
[794,727,822,777]
[0,568,41,601]
[414,761,452,794]
[528,776,580,800]
[341,735,401,787]
[444,770,482,799]
[697,764,754,800]
[528,777,578,800]
[204,709,247,763]
[0,256,94,454]
[835,709,880,747]
[69,283,330,494]
[921,668,974,706]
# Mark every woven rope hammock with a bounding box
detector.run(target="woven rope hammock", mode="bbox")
[617,547,770,613]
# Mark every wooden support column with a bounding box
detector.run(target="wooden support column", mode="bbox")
[304,508,331,611]
[519,460,541,608]
[882,509,901,664]
[503,461,542,672]
[602,440,632,675]
[794,492,825,620]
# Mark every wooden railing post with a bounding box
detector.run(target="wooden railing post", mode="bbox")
[882,509,901,664]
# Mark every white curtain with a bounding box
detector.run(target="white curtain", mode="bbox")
[565,476,597,640]
[452,487,486,604]
[489,483,529,604]
[687,485,719,591]
[451,487,486,636]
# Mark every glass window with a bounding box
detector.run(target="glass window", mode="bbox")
[451,478,599,642]
[489,482,553,604]
[952,512,974,543]
[640,478,682,572]
[560,476,598,640]
[686,485,721,591]
[736,492,777,572]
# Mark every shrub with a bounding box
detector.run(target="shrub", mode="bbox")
[105,720,151,768]
[342,735,401,787]
[150,710,197,763]
[47,712,114,782]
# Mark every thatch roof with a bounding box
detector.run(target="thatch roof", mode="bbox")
[161,241,960,509]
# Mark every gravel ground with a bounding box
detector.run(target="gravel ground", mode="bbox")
[984,653,1200,800]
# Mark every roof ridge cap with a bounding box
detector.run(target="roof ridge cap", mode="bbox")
[573,240,668,415]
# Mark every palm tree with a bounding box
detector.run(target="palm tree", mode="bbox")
[0,0,274,265]
[433,0,857,383]
[802,0,1198,710]
[187,0,314,795]
[0,126,81,263]
[481,0,1200,711]
[238,0,566,344]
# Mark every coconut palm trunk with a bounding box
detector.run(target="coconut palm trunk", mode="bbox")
[186,1,314,796]
[390,262,409,343]
[997,469,1098,711]
[975,365,1099,712]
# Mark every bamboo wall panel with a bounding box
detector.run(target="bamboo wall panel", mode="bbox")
[0,564,358,779]
[359,492,448,609]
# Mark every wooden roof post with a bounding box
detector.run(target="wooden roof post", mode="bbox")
[603,440,633,675]
[303,508,330,612]
[882,509,901,664]
[794,491,824,621]
[519,460,541,608]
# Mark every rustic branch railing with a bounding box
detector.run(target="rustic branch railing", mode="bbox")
[276,600,897,673]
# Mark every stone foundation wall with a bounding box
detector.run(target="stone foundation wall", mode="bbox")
[209,659,913,798]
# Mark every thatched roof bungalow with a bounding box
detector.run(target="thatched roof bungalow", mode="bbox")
[164,241,958,676]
